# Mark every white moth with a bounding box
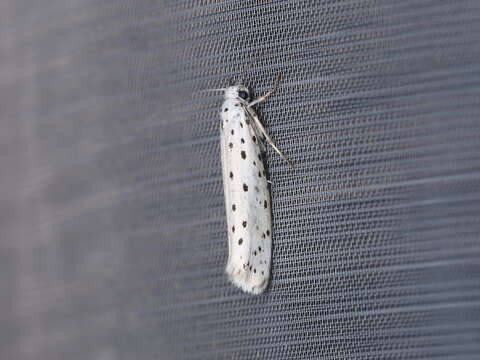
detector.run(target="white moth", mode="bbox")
[218,79,291,294]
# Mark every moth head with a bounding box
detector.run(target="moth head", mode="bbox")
[224,85,250,102]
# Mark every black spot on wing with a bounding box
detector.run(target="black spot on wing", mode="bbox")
[241,151,246,159]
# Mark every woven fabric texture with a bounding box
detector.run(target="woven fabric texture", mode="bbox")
[1,0,480,359]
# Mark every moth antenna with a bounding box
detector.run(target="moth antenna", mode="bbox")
[199,88,227,93]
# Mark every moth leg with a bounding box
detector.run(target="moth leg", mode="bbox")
[247,74,282,108]
[244,106,293,166]
[244,108,267,153]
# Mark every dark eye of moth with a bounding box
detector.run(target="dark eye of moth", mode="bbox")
[238,90,249,100]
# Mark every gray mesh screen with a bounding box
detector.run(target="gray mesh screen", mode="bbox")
[1,0,480,359]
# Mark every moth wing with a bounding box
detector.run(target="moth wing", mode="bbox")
[221,103,272,294]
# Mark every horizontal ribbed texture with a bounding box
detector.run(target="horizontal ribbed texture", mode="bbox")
[1,0,480,359]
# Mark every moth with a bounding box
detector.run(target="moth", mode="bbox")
[218,77,291,294]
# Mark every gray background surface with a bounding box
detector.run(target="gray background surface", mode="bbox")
[1,0,480,359]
